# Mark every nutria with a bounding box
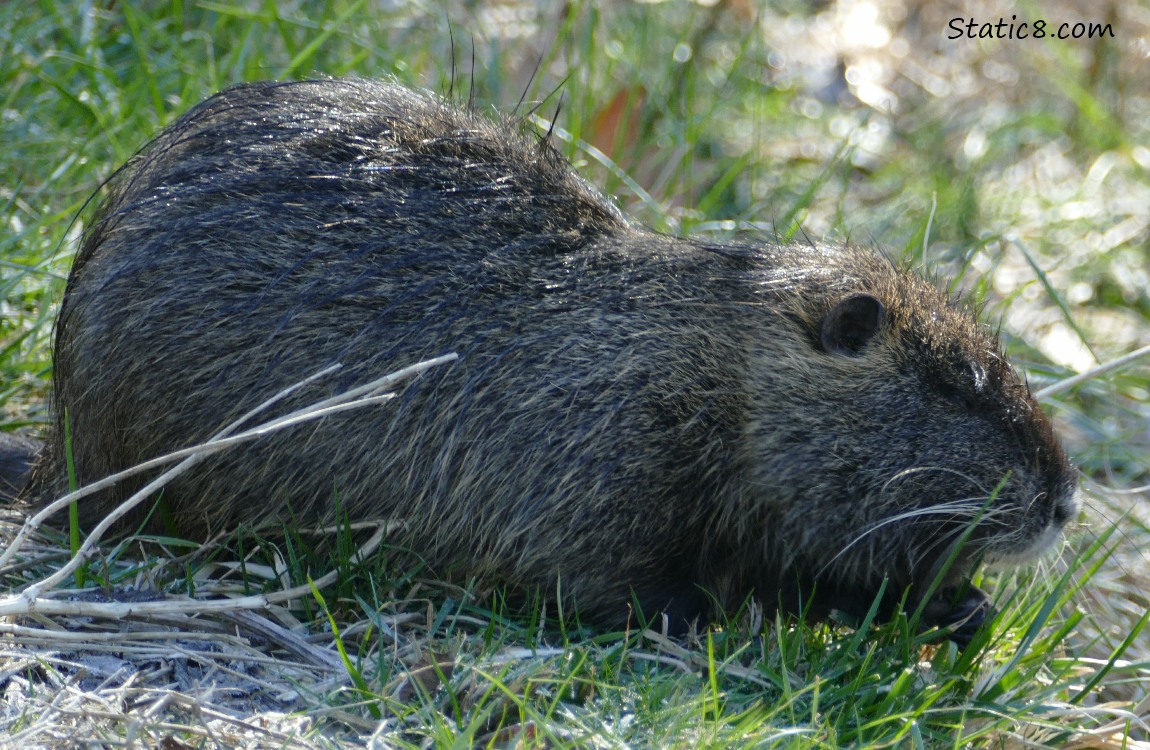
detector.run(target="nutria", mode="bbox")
[20,78,1077,637]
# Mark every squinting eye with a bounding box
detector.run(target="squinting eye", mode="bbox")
[940,383,975,410]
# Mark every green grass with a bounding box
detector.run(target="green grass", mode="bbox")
[1,1,1147,747]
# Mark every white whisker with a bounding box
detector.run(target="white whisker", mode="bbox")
[880,465,990,496]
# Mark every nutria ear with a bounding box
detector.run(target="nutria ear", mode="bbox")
[820,293,885,355]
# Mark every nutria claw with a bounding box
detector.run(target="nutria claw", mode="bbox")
[923,585,995,647]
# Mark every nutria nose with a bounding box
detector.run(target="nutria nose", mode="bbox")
[1050,479,1079,528]
[1053,494,1076,528]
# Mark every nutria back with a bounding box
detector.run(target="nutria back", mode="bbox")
[37,78,1077,632]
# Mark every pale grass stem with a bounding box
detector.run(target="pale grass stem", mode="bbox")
[0,353,457,617]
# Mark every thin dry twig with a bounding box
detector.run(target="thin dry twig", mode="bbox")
[0,519,394,619]
[1036,343,1150,399]
[0,354,456,616]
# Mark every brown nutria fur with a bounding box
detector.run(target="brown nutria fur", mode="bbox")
[24,78,1077,637]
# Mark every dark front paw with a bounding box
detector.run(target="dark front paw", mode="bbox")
[922,585,994,647]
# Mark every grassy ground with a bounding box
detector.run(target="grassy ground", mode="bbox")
[1,0,1148,747]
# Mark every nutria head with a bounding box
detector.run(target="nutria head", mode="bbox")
[730,244,1077,634]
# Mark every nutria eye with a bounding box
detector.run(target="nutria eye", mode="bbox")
[940,383,975,410]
